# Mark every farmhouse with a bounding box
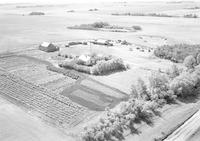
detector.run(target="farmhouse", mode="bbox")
[39,42,59,52]
[78,54,91,62]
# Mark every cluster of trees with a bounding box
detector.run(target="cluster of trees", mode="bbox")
[68,22,110,30]
[132,72,176,107]
[91,22,109,28]
[111,12,174,18]
[82,99,159,141]
[184,14,198,18]
[29,12,45,15]
[91,58,126,75]
[154,44,200,63]
[170,65,200,98]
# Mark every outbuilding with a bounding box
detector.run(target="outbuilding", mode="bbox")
[39,42,59,52]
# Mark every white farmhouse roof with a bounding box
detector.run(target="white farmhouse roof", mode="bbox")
[79,55,91,62]
[96,39,107,43]
[41,42,50,47]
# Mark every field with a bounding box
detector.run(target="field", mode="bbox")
[0,98,73,141]
[0,69,89,126]
[1,1,200,141]
[0,54,76,92]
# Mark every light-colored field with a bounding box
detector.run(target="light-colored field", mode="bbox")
[0,96,72,141]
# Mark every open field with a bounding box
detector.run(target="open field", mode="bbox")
[1,1,200,141]
[0,98,73,141]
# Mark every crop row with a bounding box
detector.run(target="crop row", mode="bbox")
[0,72,87,125]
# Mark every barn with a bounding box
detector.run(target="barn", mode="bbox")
[39,42,59,52]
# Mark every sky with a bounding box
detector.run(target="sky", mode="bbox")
[0,0,177,4]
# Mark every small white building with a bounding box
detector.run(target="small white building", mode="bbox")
[39,42,59,52]
[78,55,91,62]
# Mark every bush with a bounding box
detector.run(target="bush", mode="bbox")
[60,61,91,74]
[132,25,142,31]
[132,78,150,100]
[166,64,181,79]
[183,55,196,69]
[29,12,45,15]
[92,22,110,28]
[149,72,176,104]
[154,44,200,63]
[196,53,200,65]
[121,40,132,45]
[170,68,200,97]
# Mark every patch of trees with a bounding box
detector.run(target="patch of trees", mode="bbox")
[89,8,98,11]
[29,12,45,15]
[112,12,199,18]
[91,58,127,75]
[154,44,200,63]
[184,14,198,18]
[170,56,200,98]
[111,12,175,18]
[67,22,137,32]
[68,22,110,30]
[82,99,159,141]
[132,25,142,31]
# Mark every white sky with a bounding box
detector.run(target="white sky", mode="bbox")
[0,0,181,4]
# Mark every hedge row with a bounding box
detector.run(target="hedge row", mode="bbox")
[59,61,91,74]
[60,58,126,75]
[46,65,80,80]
